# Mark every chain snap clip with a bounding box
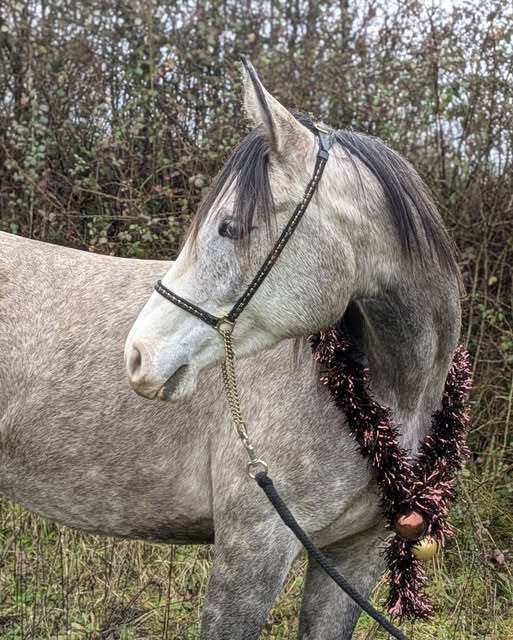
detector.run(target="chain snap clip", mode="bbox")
[218,322,268,478]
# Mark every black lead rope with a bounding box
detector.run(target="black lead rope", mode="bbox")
[255,472,409,640]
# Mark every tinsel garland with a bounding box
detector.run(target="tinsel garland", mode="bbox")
[310,327,472,619]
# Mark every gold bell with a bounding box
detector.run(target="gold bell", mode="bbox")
[412,536,439,561]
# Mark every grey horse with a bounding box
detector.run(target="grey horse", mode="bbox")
[126,62,462,638]
[1,229,386,639]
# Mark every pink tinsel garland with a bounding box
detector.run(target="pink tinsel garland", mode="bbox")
[310,327,472,619]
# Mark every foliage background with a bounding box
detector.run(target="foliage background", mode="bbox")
[0,0,512,638]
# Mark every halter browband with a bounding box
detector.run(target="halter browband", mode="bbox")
[155,127,333,332]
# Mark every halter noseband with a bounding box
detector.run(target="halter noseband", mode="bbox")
[154,126,333,333]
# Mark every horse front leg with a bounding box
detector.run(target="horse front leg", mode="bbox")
[298,524,387,640]
[200,519,301,640]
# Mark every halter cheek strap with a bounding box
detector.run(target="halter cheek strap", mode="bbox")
[154,126,333,333]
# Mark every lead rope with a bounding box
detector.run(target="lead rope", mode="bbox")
[217,323,409,640]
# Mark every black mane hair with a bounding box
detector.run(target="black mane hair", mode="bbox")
[332,128,458,275]
[188,111,458,277]
[188,126,274,245]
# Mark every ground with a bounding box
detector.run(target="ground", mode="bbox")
[0,470,511,639]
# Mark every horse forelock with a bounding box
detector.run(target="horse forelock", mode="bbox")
[186,126,275,250]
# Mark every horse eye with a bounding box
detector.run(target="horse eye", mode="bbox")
[218,217,244,240]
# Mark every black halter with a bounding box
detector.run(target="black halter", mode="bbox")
[154,127,333,331]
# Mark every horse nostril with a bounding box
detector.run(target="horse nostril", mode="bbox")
[125,340,163,399]
[127,340,144,381]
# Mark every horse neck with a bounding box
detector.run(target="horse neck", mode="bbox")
[343,270,461,453]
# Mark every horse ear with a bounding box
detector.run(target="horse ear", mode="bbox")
[240,56,313,154]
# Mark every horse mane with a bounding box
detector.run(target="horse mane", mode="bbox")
[331,128,458,276]
[188,111,459,278]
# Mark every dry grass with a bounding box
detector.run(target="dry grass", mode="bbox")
[0,465,512,639]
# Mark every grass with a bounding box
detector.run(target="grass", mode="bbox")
[0,465,512,639]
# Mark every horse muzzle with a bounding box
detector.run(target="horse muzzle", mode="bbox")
[126,338,197,402]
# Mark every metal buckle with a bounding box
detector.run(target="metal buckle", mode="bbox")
[215,316,235,335]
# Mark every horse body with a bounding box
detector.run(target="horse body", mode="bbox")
[0,230,386,637]
[0,231,210,541]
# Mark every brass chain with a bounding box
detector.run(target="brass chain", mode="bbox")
[217,321,268,478]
